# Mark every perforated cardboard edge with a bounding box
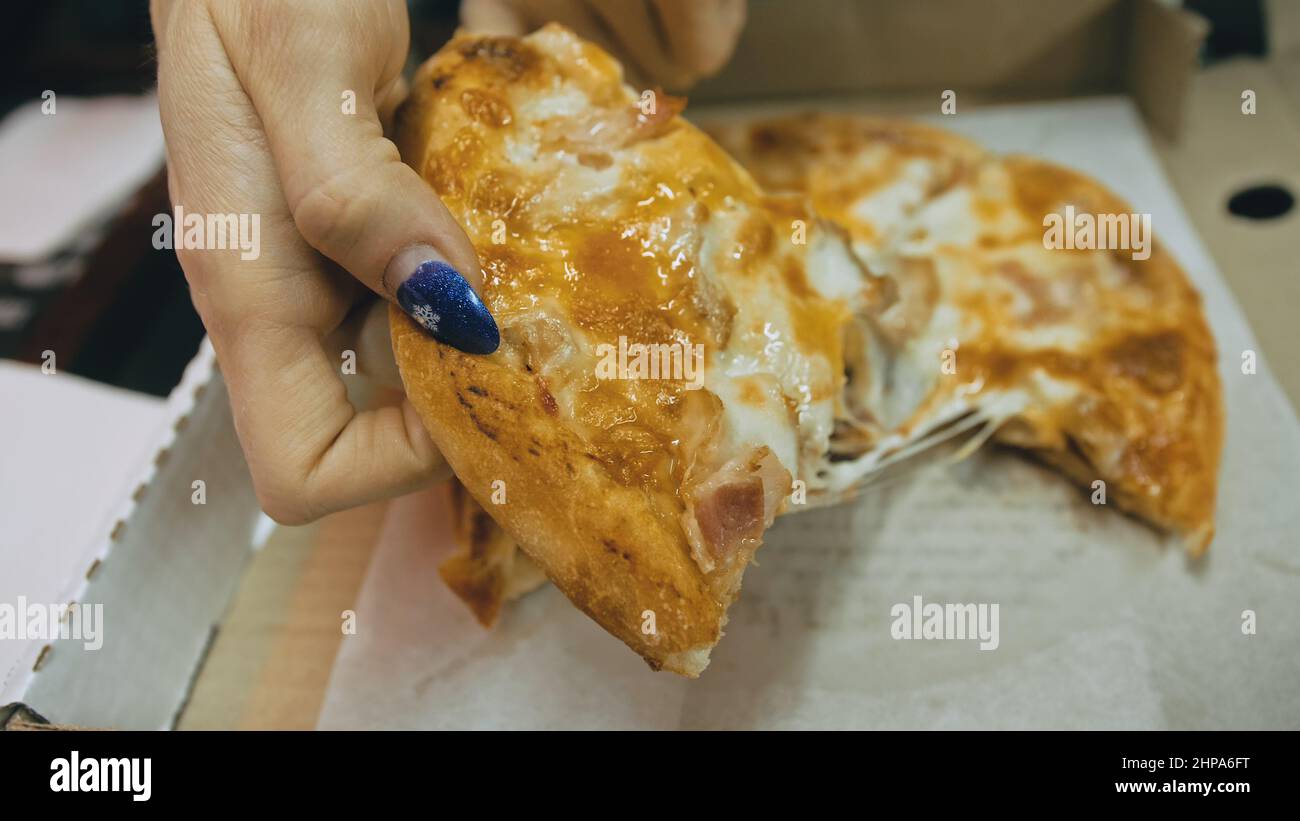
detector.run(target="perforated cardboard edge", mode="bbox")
[15,338,262,729]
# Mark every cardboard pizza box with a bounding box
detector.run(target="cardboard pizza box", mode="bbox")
[1155,0,1300,407]
[691,0,1206,140]
[8,0,1299,729]
[3,343,261,728]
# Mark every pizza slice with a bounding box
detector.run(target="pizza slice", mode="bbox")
[438,478,547,627]
[391,26,897,674]
[709,114,1224,552]
[394,31,1223,673]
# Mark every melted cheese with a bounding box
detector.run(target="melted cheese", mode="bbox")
[707,113,1222,548]
[402,27,887,554]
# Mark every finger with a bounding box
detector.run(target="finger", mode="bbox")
[227,320,451,523]
[497,0,638,82]
[326,297,403,389]
[222,4,500,355]
[271,110,499,355]
[157,3,450,524]
[585,0,697,89]
[653,0,747,79]
[460,0,529,34]
[376,74,408,136]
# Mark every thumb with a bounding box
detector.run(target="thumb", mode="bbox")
[254,83,499,355]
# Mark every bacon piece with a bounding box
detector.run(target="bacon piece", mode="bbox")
[625,90,686,144]
[682,446,791,600]
[694,477,765,563]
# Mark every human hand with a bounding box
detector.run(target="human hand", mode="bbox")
[151,0,499,525]
[461,0,747,89]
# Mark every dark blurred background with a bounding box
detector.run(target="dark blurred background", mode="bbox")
[0,0,461,396]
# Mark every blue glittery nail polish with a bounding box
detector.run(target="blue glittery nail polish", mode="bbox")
[395,260,499,354]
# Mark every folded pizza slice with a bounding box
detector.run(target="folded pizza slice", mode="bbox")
[439,478,547,627]
[391,27,894,674]
[710,114,1224,552]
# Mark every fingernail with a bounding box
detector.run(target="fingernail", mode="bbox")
[387,246,499,355]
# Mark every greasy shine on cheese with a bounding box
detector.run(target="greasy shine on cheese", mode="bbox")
[709,114,1224,552]
[392,27,888,674]
[396,35,1224,675]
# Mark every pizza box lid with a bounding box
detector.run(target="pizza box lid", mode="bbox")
[691,0,1206,139]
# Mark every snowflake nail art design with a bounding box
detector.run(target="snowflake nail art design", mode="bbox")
[395,258,499,354]
[411,303,441,332]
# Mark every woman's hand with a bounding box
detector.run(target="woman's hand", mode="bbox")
[151,0,497,525]
[462,0,747,90]
[150,0,745,527]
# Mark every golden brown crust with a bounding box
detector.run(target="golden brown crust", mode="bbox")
[708,113,988,196]
[996,156,1224,553]
[440,479,546,626]
[393,27,739,674]
[391,28,883,673]
[398,33,1223,675]
[393,310,723,674]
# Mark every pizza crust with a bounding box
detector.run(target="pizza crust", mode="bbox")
[390,27,882,675]
[393,30,1224,672]
[392,310,724,675]
[439,478,547,627]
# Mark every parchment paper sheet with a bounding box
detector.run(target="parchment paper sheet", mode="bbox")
[317,98,1300,729]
